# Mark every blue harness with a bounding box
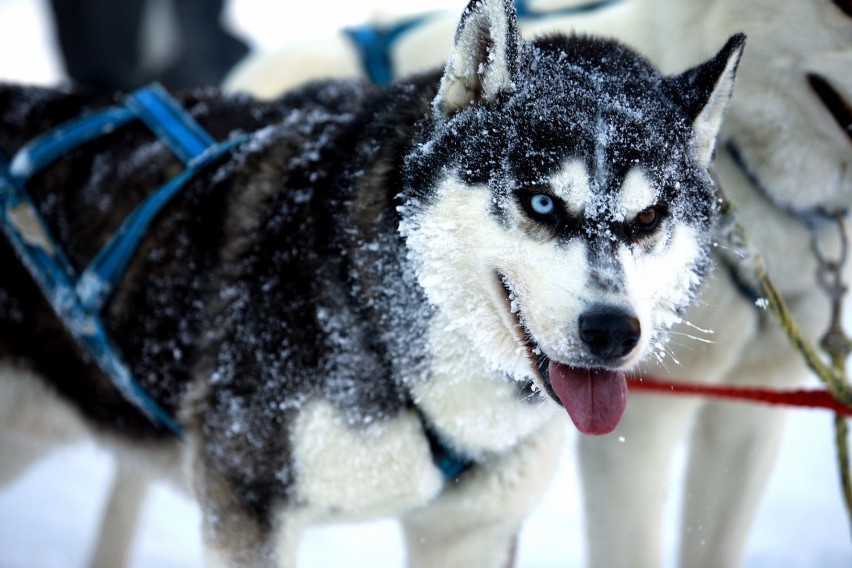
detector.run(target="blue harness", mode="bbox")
[0,84,471,479]
[0,0,613,476]
[344,0,624,85]
[0,83,248,436]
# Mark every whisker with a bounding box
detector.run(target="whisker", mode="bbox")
[681,320,715,336]
[651,340,681,368]
[651,352,672,373]
[665,331,715,347]
[679,333,714,345]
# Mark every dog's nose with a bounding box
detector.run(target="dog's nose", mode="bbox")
[579,307,641,360]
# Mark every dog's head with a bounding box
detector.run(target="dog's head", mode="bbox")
[401,0,744,435]
[655,0,852,216]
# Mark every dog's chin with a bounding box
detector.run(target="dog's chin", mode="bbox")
[495,272,628,436]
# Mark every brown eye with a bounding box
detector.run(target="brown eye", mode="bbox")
[834,0,852,17]
[631,205,666,237]
[636,207,658,228]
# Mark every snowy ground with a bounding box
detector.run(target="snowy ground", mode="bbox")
[1,410,850,567]
[0,1,851,567]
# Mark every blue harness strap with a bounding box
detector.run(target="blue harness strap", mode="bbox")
[415,408,473,482]
[9,107,136,182]
[125,83,216,164]
[76,134,245,314]
[0,83,246,435]
[344,13,436,86]
[514,0,622,20]
[432,440,473,481]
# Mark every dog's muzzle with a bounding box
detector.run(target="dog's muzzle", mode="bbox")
[497,273,630,436]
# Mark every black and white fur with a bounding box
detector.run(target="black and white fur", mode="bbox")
[0,0,743,565]
[228,0,852,565]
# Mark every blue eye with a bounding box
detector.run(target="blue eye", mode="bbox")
[530,194,555,215]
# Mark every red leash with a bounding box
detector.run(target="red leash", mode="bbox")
[627,376,852,417]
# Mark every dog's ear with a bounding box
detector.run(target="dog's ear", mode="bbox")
[666,34,746,167]
[434,0,521,117]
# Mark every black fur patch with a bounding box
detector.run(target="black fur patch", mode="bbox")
[404,35,716,236]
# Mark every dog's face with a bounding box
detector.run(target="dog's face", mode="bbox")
[401,0,744,435]
[657,0,852,214]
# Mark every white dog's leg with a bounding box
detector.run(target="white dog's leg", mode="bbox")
[679,398,788,567]
[196,466,307,568]
[0,432,54,487]
[402,418,565,568]
[403,512,522,568]
[89,462,149,568]
[578,394,702,568]
[0,431,53,485]
[0,364,87,485]
[678,322,814,567]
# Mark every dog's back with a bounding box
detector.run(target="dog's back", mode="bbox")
[0,79,416,438]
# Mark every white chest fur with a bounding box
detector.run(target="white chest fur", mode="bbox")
[412,312,560,460]
[290,400,444,517]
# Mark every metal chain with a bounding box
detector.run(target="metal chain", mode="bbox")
[810,215,852,538]
[712,173,852,537]
[812,215,852,365]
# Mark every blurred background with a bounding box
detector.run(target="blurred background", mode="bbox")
[0,0,850,566]
[0,0,462,88]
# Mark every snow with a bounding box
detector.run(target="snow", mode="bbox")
[0,412,850,567]
[0,1,850,567]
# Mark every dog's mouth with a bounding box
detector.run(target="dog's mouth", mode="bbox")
[808,73,852,145]
[496,273,627,436]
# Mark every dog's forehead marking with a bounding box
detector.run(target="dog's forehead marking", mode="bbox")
[617,168,658,220]
[549,159,590,215]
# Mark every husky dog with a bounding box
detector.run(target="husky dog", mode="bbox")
[0,0,744,565]
[228,1,852,566]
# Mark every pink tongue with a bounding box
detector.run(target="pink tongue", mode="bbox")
[549,362,628,436]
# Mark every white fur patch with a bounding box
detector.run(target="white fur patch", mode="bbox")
[617,168,658,221]
[403,176,529,378]
[502,240,591,364]
[414,310,559,458]
[291,400,442,514]
[0,363,87,443]
[620,223,702,361]
[402,174,564,454]
[549,159,590,215]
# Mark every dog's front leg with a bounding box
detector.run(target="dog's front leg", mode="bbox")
[89,462,149,568]
[196,469,304,568]
[679,396,790,567]
[578,394,704,568]
[199,499,304,568]
[201,524,302,568]
[401,417,564,568]
[678,320,816,567]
